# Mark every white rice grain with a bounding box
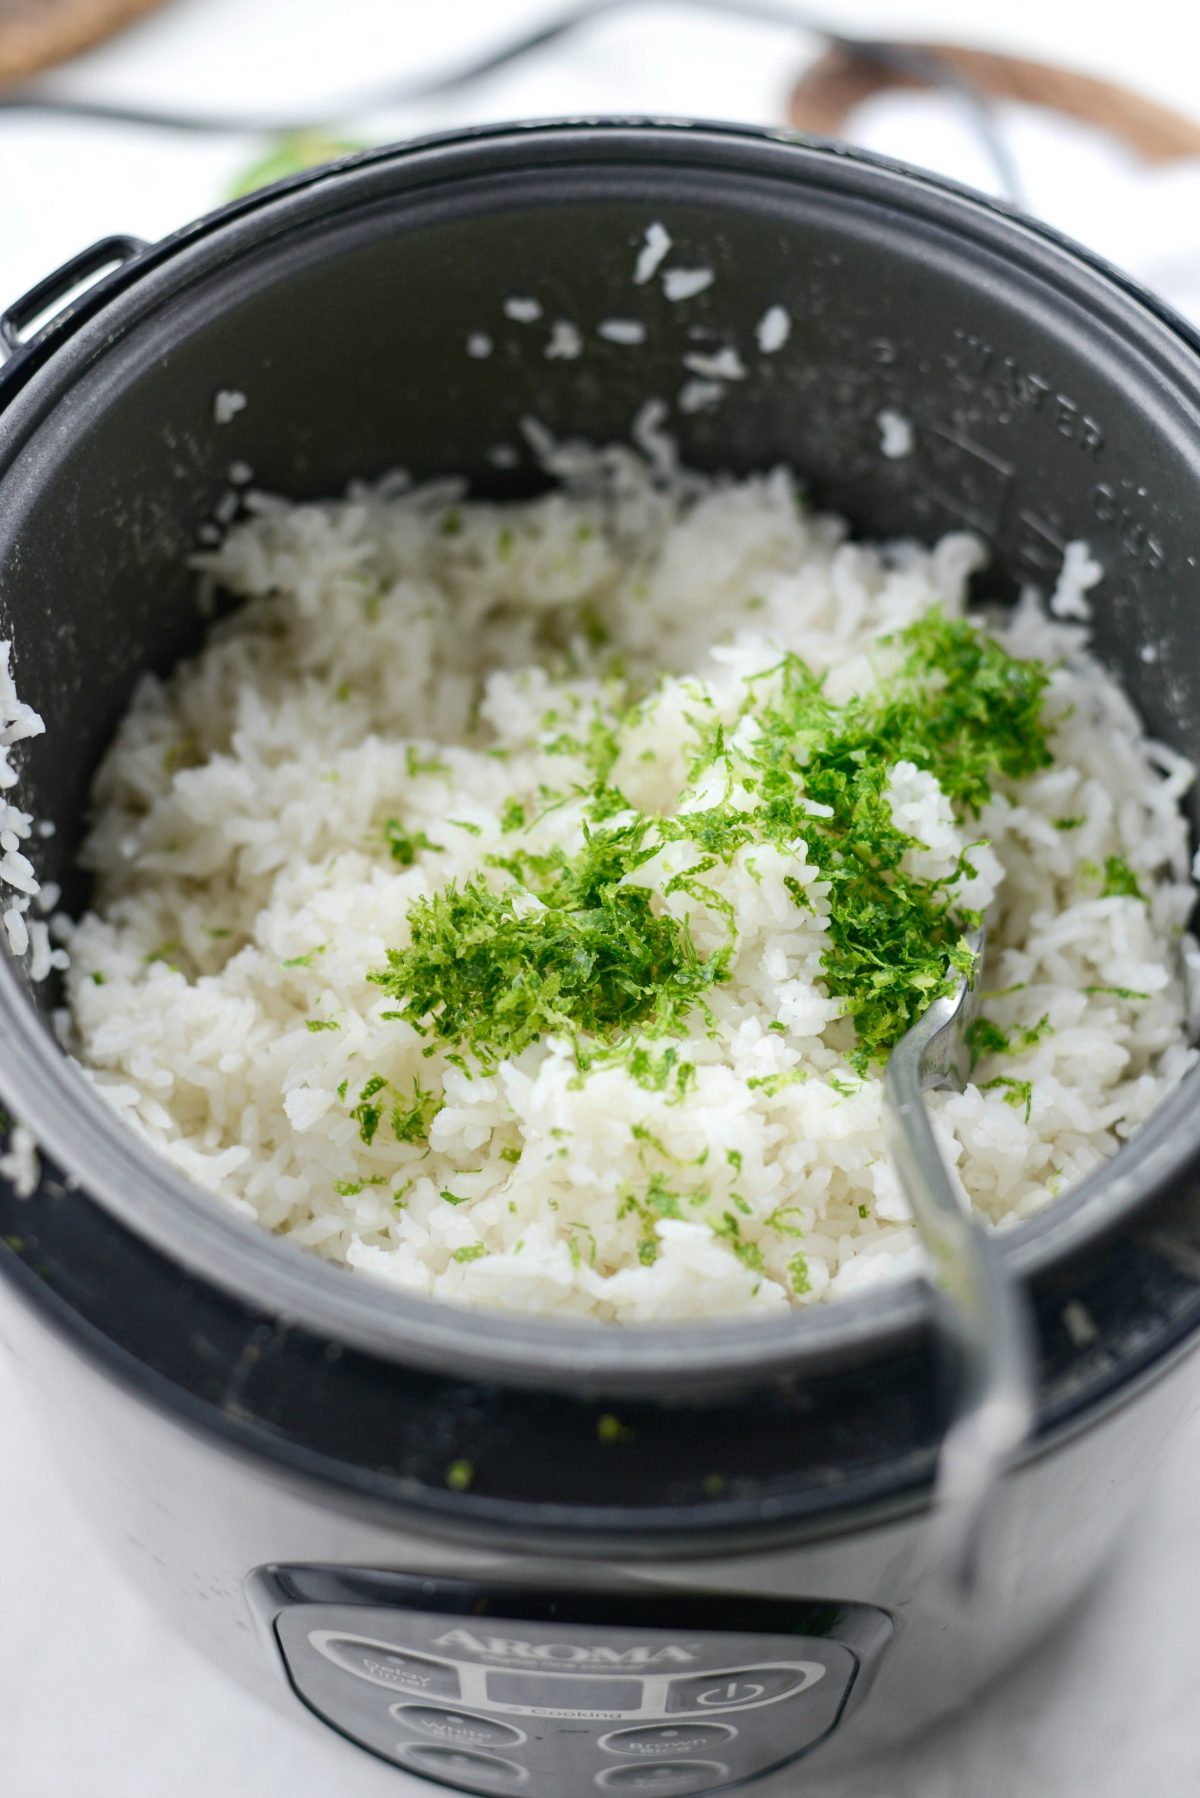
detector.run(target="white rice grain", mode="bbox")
[633,222,672,285]
[877,407,915,459]
[678,379,725,413]
[0,1123,39,1199]
[1051,540,1103,621]
[503,297,543,324]
[544,321,584,361]
[756,305,791,353]
[663,267,715,302]
[683,348,747,381]
[598,319,648,345]
[213,389,247,425]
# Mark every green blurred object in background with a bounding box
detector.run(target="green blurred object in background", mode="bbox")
[228,130,367,198]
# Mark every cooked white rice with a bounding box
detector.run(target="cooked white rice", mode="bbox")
[1,639,46,908]
[58,450,1198,1322]
[0,639,65,994]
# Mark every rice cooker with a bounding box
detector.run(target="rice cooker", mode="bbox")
[3,121,1200,1796]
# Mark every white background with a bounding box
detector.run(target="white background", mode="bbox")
[4,3,1200,1794]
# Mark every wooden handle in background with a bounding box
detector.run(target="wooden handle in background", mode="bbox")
[0,0,166,84]
[790,40,1200,164]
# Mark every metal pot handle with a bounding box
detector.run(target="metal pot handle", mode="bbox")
[0,235,147,359]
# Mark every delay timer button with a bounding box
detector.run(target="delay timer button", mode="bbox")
[666,1666,819,1713]
[316,1636,460,1699]
[392,1703,524,1748]
[595,1764,730,1794]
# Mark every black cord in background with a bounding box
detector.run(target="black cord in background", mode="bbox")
[0,0,1025,208]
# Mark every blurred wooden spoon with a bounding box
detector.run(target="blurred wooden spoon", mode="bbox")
[791,39,1200,164]
[0,0,168,85]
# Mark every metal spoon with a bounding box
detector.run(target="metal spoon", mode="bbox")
[883,923,1037,1598]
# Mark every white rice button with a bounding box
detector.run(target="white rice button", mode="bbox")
[392,1704,523,1749]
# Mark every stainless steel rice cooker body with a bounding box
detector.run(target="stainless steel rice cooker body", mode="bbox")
[2,123,1200,1795]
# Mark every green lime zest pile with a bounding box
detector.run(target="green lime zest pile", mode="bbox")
[370,819,725,1071]
[722,613,1053,1060]
[370,608,1055,1078]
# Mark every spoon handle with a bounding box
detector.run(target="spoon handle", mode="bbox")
[884,925,1037,1599]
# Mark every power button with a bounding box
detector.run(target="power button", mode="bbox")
[666,1666,822,1713]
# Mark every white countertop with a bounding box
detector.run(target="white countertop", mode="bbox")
[4,3,1200,1792]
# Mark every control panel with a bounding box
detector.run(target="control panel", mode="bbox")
[252,1569,891,1795]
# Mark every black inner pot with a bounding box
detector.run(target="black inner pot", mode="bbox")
[3,123,1200,1539]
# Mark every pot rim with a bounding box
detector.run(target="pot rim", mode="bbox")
[3,115,1200,1396]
